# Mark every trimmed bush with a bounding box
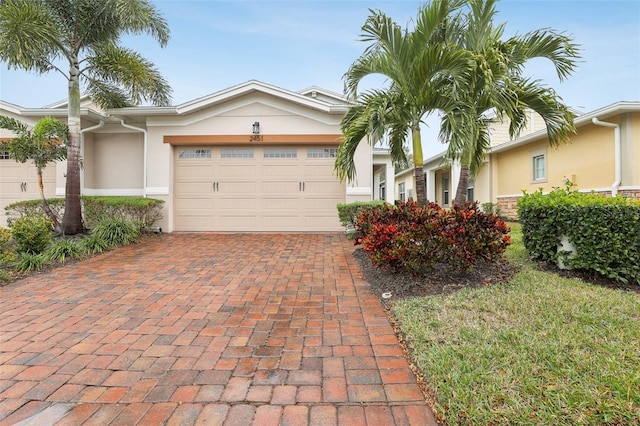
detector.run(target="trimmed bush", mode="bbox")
[5,196,164,231]
[337,200,388,238]
[356,200,510,274]
[83,196,164,230]
[10,216,52,254]
[518,185,640,284]
[90,219,140,247]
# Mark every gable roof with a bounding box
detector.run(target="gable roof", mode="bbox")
[491,101,640,153]
[108,80,351,118]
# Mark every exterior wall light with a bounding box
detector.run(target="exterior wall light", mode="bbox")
[252,121,260,134]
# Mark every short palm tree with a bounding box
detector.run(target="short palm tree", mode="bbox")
[0,115,68,231]
[441,0,580,205]
[0,0,172,234]
[335,0,473,205]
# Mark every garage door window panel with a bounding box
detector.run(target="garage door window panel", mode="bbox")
[221,149,254,159]
[264,148,297,158]
[179,148,211,159]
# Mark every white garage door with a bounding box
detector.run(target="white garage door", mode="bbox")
[174,146,345,232]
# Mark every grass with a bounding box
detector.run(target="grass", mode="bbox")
[392,222,640,425]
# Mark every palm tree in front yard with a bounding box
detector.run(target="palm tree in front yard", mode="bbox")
[335,0,472,205]
[0,115,68,231]
[0,0,172,234]
[441,0,580,205]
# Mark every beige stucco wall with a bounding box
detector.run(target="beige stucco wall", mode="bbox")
[84,132,144,193]
[490,109,546,146]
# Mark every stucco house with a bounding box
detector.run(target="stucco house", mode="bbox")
[0,80,394,231]
[395,101,640,217]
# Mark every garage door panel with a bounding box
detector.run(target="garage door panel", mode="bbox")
[262,164,300,178]
[262,215,302,228]
[262,197,301,210]
[175,181,215,195]
[262,180,300,194]
[218,181,257,194]
[217,197,257,210]
[217,215,257,229]
[217,164,257,177]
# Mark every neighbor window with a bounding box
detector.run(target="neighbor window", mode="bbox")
[0,151,10,160]
[307,148,337,158]
[443,175,450,205]
[379,169,386,200]
[178,148,211,159]
[264,148,297,158]
[530,147,547,182]
[398,182,406,201]
[467,178,474,202]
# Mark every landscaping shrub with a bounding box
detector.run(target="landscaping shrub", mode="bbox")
[80,234,110,254]
[0,226,17,266]
[356,200,510,274]
[44,239,85,263]
[83,196,164,230]
[90,219,140,247]
[337,200,388,238]
[4,198,63,226]
[6,196,164,231]
[518,184,640,284]
[10,216,52,254]
[15,252,47,273]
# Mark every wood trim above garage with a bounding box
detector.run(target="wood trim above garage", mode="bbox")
[164,134,343,145]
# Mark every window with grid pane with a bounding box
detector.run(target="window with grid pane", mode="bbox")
[221,149,254,159]
[0,151,10,160]
[263,149,297,158]
[307,148,337,158]
[178,149,211,159]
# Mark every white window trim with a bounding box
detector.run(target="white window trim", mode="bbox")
[398,182,406,201]
[530,147,547,183]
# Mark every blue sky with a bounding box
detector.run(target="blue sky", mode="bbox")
[1,0,639,157]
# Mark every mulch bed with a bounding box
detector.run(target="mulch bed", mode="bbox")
[353,247,639,303]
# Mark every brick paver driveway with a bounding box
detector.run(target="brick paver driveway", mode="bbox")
[0,234,436,425]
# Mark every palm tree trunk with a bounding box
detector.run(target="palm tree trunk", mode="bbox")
[453,164,469,205]
[61,63,84,235]
[37,169,61,232]
[411,125,427,205]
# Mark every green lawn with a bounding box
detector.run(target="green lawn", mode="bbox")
[392,222,640,425]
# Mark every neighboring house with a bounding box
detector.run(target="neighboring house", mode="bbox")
[395,102,640,218]
[0,80,393,231]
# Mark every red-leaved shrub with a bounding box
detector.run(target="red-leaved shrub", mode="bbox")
[355,200,510,274]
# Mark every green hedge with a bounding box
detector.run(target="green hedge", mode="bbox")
[5,196,165,231]
[518,185,640,285]
[337,200,387,238]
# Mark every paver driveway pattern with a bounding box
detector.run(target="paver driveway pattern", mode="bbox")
[0,234,437,425]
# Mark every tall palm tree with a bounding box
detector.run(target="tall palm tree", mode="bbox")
[335,0,473,205]
[0,115,68,231]
[440,0,579,205]
[0,0,172,234]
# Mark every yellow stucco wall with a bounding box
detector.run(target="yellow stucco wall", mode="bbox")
[496,123,618,196]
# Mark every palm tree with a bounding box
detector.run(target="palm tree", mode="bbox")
[440,0,580,205]
[0,115,68,231]
[335,0,473,205]
[0,0,172,234]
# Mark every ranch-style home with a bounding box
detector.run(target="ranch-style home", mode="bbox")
[0,80,395,231]
[395,101,640,217]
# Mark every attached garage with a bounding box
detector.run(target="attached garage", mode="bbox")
[174,144,344,232]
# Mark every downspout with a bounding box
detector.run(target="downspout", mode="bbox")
[592,117,621,196]
[80,120,105,195]
[119,120,148,198]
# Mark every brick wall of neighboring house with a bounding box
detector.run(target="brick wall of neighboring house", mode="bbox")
[496,195,520,220]
[497,189,640,220]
